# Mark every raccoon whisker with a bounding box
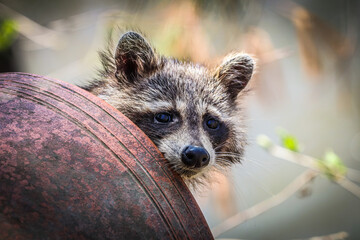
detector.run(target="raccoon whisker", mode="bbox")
[216,151,243,155]
[213,158,229,164]
[217,153,266,169]
[215,154,240,159]
[215,154,242,162]
[218,153,270,173]
[214,142,229,151]
[215,152,243,158]
[215,157,232,161]
[215,158,235,167]
[242,158,273,174]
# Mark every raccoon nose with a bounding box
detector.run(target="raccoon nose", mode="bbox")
[181,146,210,168]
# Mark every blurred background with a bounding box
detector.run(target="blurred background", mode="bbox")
[1,0,359,239]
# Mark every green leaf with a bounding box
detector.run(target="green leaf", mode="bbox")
[319,150,347,181]
[277,128,300,152]
[0,19,17,52]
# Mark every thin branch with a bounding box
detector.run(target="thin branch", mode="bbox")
[267,143,321,171]
[306,231,348,240]
[337,178,360,199]
[211,169,318,238]
[265,143,360,200]
[346,168,360,183]
[262,139,360,182]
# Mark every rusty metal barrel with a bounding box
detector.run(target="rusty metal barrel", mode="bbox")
[0,73,213,239]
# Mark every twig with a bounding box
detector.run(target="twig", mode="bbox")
[267,143,321,171]
[346,168,360,183]
[265,143,360,200]
[337,178,360,199]
[306,231,348,240]
[211,169,318,238]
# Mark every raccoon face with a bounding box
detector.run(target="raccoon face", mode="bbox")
[87,32,255,186]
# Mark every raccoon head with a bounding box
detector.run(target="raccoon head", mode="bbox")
[87,31,255,187]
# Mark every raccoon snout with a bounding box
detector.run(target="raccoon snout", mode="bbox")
[181,145,210,168]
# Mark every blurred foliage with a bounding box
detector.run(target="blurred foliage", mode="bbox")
[277,128,300,152]
[319,150,347,181]
[194,0,256,21]
[258,130,349,183]
[291,5,354,77]
[0,18,17,52]
[152,1,211,63]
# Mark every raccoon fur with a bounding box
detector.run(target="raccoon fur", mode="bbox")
[82,31,255,188]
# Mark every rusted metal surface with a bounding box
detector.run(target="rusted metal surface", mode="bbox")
[0,72,213,240]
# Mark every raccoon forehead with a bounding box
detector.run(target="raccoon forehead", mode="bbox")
[124,59,234,114]
[138,84,233,117]
[136,97,230,119]
[161,60,219,89]
[155,61,230,101]
[162,60,209,78]
[138,100,173,112]
[206,105,230,119]
[175,98,232,120]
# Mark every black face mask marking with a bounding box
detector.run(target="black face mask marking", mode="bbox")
[203,114,229,149]
[129,110,182,142]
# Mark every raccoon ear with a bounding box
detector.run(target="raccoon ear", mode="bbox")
[215,53,255,100]
[115,31,159,83]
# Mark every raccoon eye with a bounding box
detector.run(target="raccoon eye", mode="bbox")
[154,112,172,123]
[206,118,220,129]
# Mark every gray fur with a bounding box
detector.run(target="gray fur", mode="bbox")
[82,31,255,188]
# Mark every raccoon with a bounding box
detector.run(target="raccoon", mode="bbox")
[83,31,255,188]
